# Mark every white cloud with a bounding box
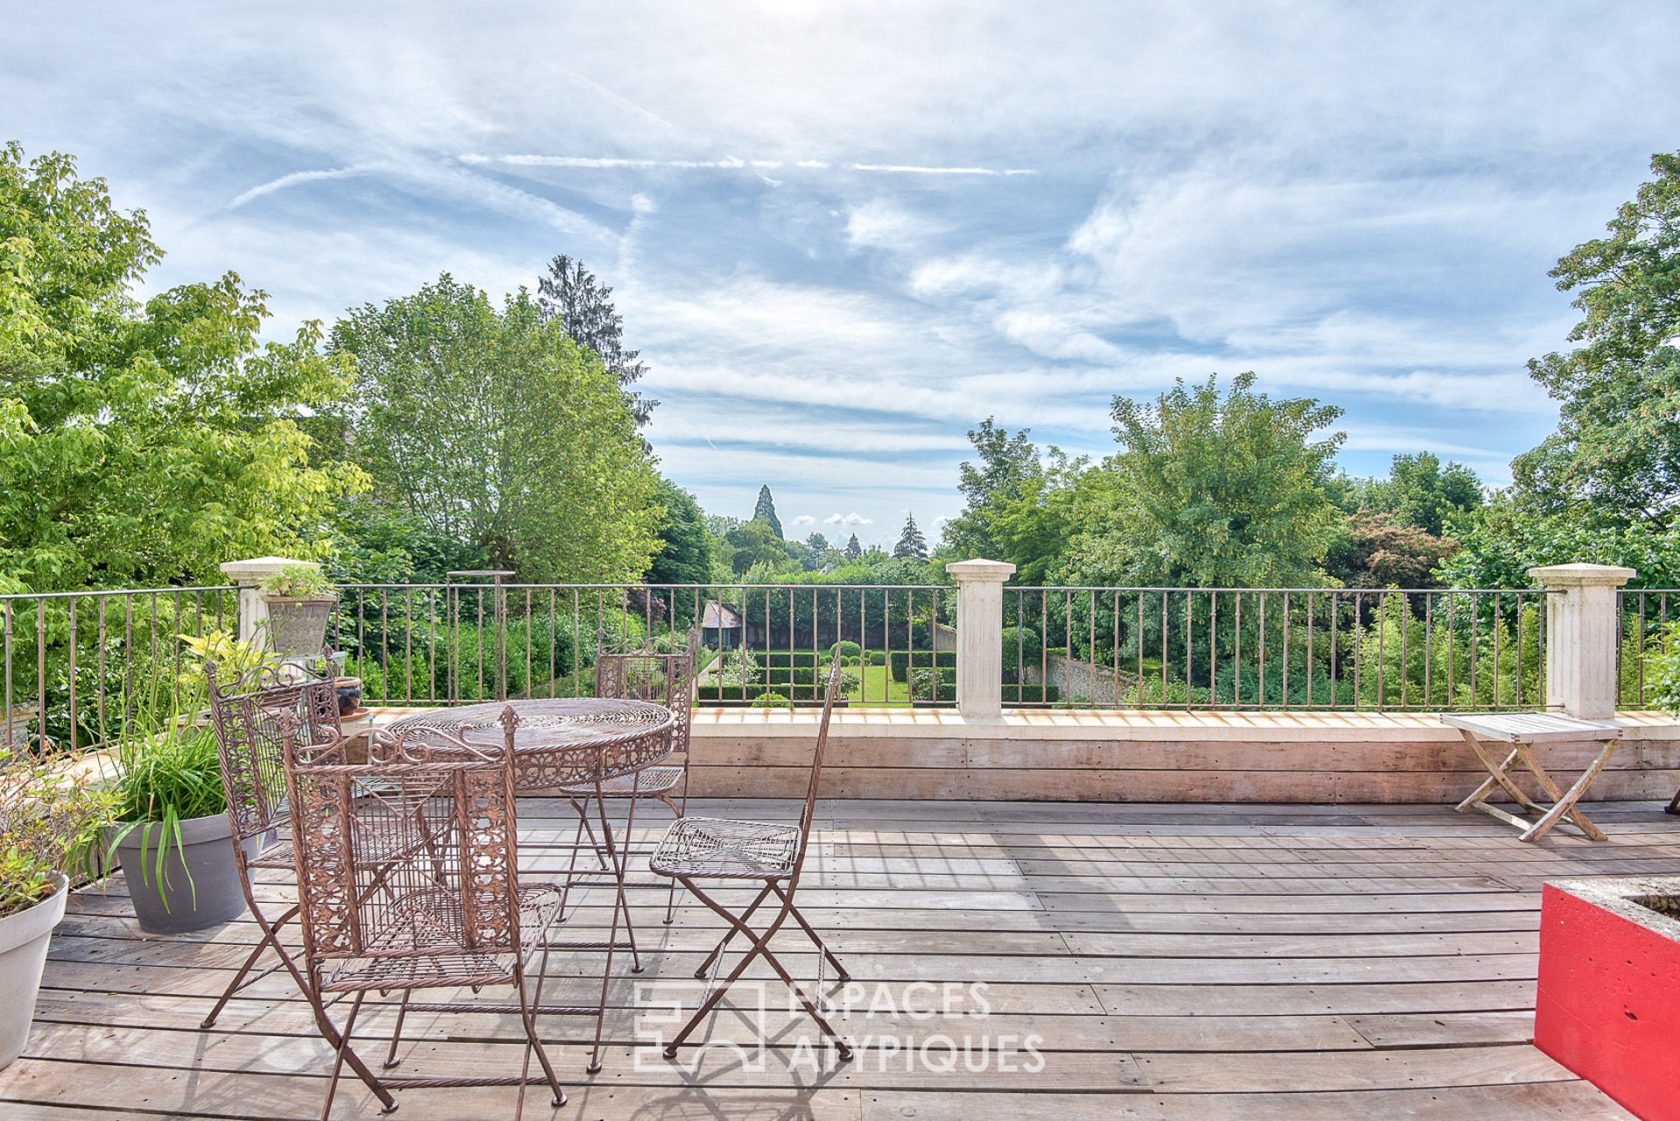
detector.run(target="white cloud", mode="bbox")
[825,513,874,526]
[791,514,816,525]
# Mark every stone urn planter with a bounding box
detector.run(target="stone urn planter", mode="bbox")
[105,814,251,935]
[0,871,69,1070]
[1536,877,1680,1121]
[264,596,336,658]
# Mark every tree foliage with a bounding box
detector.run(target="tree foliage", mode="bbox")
[753,485,784,539]
[536,254,653,425]
[648,478,712,585]
[0,142,361,591]
[893,513,929,560]
[329,275,659,583]
[1514,152,1680,523]
[1072,374,1345,587]
[1344,453,1482,536]
[1324,512,1458,589]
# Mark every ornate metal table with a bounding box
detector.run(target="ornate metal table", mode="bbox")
[386,698,675,1072]
[386,697,675,791]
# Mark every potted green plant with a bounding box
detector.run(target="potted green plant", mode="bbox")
[101,648,257,936]
[0,750,115,1068]
[259,564,337,658]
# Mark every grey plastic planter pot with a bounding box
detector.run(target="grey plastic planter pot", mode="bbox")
[264,596,336,658]
[105,813,251,935]
[0,871,69,1070]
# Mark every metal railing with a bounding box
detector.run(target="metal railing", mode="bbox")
[331,582,956,709]
[1,585,240,755]
[1003,586,1549,711]
[1619,589,1680,708]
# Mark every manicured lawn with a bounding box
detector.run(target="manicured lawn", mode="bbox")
[854,663,909,705]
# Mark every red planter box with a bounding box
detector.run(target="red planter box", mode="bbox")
[1536,878,1680,1121]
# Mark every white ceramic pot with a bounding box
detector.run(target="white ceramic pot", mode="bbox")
[0,871,69,1070]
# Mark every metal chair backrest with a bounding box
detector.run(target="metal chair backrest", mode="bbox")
[594,628,700,753]
[206,660,341,845]
[281,716,524,985]
[789,659,844,886]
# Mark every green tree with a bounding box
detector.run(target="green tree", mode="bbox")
[1323,511,1458,589]
[893,513,929,560]
[1346,453,1482,536]
[805,531,830,554]
[753,485,784,539]
[844,533,863,560]
[940,420,1085,582]
[329,275,659,583]
[647,478,712,585]
[1514,152,1680,523]
[723,517,794,576]
[536,254,653,426]
[0,142,362,591]
[1072,373,1345,587]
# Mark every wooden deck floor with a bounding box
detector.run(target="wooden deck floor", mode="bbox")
[5,798,1679,1120]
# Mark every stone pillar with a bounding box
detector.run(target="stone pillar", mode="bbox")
[220,556,321,649]
[1529,563,1636,719]
[946,559,1017,720]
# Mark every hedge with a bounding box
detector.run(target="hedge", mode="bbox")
[888,650,956,682]
[1001,684,1061,704]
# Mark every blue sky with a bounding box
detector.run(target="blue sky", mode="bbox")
[6,2,1680,547]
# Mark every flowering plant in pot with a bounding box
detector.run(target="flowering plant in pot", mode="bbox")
[0,749,115,1069]
[258,564,337,658]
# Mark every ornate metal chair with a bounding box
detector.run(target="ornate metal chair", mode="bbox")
[649,658,852,1061]
[201,660,393,1107]
[282,711,570,1120]
[557,628,700,926]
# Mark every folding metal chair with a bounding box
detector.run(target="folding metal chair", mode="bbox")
[201,660,394,1108]
[650,658,852,1061]
[282,710,570,1121]
[557,628,700,926]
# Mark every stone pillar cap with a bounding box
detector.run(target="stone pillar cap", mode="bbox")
[946,559,1017,581]
[1527,563,1637,588]
[220,556,320,584]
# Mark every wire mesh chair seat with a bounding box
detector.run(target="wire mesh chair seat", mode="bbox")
[315,884,564,992]
[649,660,853,1062]
[565,763,685,798]
[651,816,801,879]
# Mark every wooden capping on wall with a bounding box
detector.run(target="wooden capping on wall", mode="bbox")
[685,708,1680,803]
[362,706,1680,804]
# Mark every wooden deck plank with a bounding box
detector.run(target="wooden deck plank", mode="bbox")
[3,798,1662,1120]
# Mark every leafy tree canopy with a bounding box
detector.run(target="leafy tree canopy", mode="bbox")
[0,142,362,591]
[1343,452,1482,536]
[329,275,659,584]
[648,478,713,585]
[940,420,1085,582]
[1323,511,1458,589]
[1439,497,1680,590]
[1070,373,1345,587]
[1513,152,1680,524]
[844,534,863,560]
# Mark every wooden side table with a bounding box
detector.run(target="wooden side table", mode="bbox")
[1442,713,1623,843]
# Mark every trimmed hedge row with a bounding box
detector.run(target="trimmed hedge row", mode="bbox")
[888,650,956,682]
[1002,684,1061,704]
